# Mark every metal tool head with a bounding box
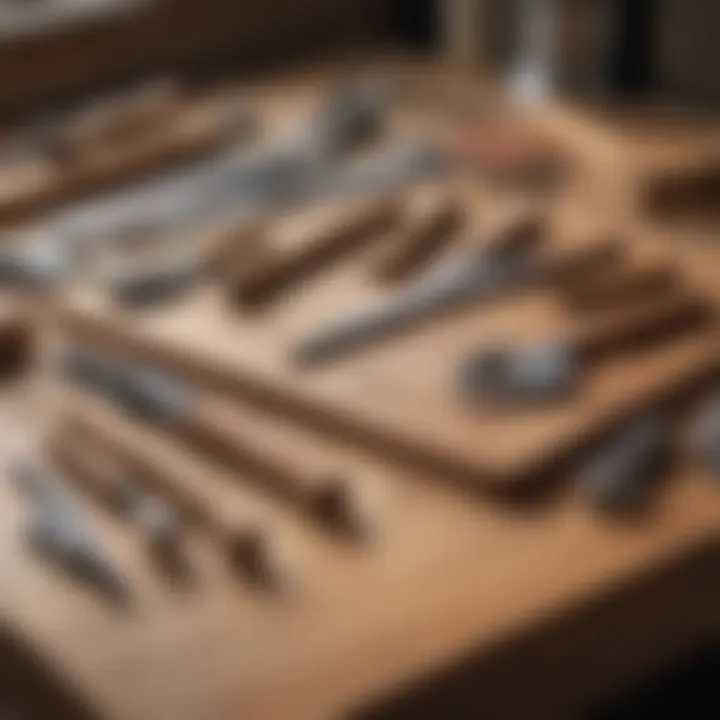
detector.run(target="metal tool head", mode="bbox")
[11,460,131,605]
[0,239,69,288]
[133,495,190,582]
[689,393,720,479]
[28,509,130,605]
[580,413,672,514]
[109,258,202,308]
[309,77,387,159]
[292,245,536,367]
[456,340,576,405]
[63,351,191,422]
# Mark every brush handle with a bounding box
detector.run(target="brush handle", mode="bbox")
[236,198,401,308]
[372,198,463,283]
[570,293,711,361]
[559,263,677,312]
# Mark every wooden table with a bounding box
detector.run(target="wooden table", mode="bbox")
[3,57,720,720]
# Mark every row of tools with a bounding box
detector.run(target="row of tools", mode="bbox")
[1,72,719,603]
[5,204,720,604]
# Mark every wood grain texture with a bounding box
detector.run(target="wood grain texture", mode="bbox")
[4,56,720,720]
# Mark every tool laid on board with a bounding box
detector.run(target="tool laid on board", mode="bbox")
[557,262,678,313]
[0,235,69,288]
[370,194,465,284]
[0,91,257,226]
[578,412,673,514]
[49,431,190,580]
[292,225,621,366]
[65,79,183,155]
[301,76,387,160]
[10,460,130,603]
[234,197,402,308]
[457,293,712,406]
[62,351,361,535]
[0,310,33,379]
[60,405,274,586]
[689,393,720,480]
[106,251,207,308]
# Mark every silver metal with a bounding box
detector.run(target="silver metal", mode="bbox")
[12,461,129,602]
[292,246,539,366]
[457,340,576,404]
[579,414,671,513]
[690,393,720,479]
[63,351,192,422]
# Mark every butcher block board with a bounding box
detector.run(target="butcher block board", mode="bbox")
[62,190,720,494]
[5,55,720,720]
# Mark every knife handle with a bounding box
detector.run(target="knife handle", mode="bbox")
[175,400,358,533]
[542,238,624,288]
[371,197,464,283]
[62,407,271,584]
[570,293,712,361]
[559,263,678,313]
[235,198,401,308]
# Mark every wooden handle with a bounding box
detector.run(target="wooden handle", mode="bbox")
[0,104,239,226]
[542,238,624,288]
[235,198,401,308]
[66,80,182,157]
[569,294,712,361]
[0,315,32,379]
[175,400,358,533]
[482,212,546,258]
[371,198,463,283]
[559,263,678,313]
[61,405,270,582]
[48,431,132,515]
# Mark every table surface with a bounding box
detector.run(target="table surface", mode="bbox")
[3,56,720,720]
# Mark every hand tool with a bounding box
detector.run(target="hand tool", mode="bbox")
[62,351,361,535]
[303,77,386,160]
[291,226,620,367]
[0,311,33,379]
[107,253,205,308]
[10,460,130,604]
[48,430,190,581]
[689,392,720,480]
[0,237,69,288]
[370,195,464,283]
[457,293,711,406]
[234,197,402,308]
[0,96,255,227]
[557,262,678,313]
[59,404,274,586]
[578,412,672,514]
[66,79,182,153]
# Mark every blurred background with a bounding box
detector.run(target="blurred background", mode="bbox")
[1,2,719,719]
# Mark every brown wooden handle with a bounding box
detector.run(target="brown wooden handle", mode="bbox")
[0,106,236,226]
[569,294,712,361]
[559,263,678,313]
[372,199,463,282]
[541,238,624,288]
[48,431,130,514]
[0,316,32,379]
[62,405,271,582]
[482,213,546,258]
[67,80,182,155]
[236,198,401,307]
[176,401,357,531]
